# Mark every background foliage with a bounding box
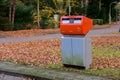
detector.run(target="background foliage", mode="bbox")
[0,0,12,31]
[0,0,120,31]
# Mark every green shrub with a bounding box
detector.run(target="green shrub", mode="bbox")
[93,19,103,25]
[47,18,56,28]
[40,7,55,29]
[14,2,34,30]
[14,23,25,30]
[40,18,56,29]
[0,16,12,31]
[2,23,13,31]
[40,20,48,29]
[25,24,34,29]
[14,23,34,30]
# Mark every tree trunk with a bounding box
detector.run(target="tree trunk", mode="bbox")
[8,0,16,29]
[9,0,12,22]
[11,0,16,26]
[37,0,40,28]
[85,0,89,16]
[81,0,84,8]
[81,0,89,16]
[99,0,101,11]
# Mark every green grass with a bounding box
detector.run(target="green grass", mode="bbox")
[93,44,120,58]
[85,68,120,79]
[105,32,120,34]
[45,63,62,69]
[43,30,59,34]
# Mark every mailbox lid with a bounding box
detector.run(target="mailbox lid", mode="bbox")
[60,16,83,34]
[60,16,93,35]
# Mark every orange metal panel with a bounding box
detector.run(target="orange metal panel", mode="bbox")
[60,16,93,35]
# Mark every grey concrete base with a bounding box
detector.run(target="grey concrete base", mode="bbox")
[0,61,111,80]
[61,33,92,69]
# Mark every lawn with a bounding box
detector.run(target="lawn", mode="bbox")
[0,36,120,79]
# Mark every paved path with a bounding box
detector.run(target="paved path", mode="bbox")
[89,24,120,36]
[0,34,61,43]
[0,24,120,43]
[0,62,112,80]
[0,74,25,80]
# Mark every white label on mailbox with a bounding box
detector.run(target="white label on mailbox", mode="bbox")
[74,20,82,24]
[62,20,69,24]
[62,18,82,24]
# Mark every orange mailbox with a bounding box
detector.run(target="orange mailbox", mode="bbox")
[60,16,93,35]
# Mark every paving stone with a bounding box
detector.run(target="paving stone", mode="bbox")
[0,61,111,80]
[0,74,25,80]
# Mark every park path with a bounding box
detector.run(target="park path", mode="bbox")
[0,34,61,43]
[89,24,120,36]
[0,24,120,43]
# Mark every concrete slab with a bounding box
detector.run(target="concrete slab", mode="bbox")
[0,61,111,80]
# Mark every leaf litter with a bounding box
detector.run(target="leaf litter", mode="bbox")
[0,36,120,69]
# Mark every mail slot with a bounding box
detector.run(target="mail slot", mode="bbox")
[60,16,93,35]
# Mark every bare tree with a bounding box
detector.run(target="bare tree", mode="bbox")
[85,0,89,16]
[12,0,16,25]
[37,0,40,28]
[8,0,16,28]
[81,0,89,16]
[9,0,12,22]
[99,0,102,11]
[53,0,69,15]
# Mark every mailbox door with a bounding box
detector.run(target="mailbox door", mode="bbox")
[72,36,84,66]
[62,36,73,64]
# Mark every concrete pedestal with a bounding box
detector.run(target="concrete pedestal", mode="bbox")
[61,33,92,69]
